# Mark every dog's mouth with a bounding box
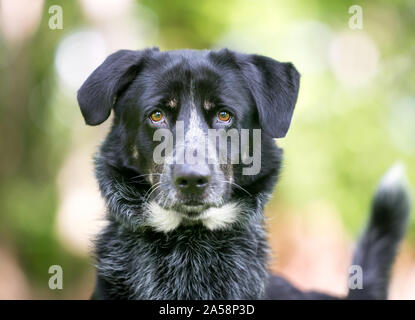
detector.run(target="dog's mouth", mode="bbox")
[144,163,233,230]
[145,198,241,232]
[171,203,211,218]
[148,173,230,215]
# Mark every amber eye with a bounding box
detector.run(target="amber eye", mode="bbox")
[217,110,231,122]
[150,110,164,123]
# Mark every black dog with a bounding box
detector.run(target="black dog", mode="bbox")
[77,48,410,299]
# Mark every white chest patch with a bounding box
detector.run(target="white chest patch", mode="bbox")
[199,203,240,230]
[146,201,240,233]
[146,202,182,232]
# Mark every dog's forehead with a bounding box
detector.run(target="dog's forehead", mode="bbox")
[162,49,210,63]
[147,50,219,83]
[135,49,251,119]
[140,51,222,104]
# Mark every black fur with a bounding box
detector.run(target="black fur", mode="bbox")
[347,169,410,300]
[77,48,411,300]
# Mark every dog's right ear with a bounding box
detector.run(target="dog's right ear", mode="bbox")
[209,49,300,138]
[77,48,158,125]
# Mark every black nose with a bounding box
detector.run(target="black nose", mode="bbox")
[174,164,210,194]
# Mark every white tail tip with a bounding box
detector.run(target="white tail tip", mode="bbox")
[378,162,407,192]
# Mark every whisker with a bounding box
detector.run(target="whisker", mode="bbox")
[219,180,252,196]
[144,182,163,202]
[130,173,162,182]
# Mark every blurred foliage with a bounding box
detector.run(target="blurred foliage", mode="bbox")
[0,0,87,296]
[0,0,414,298]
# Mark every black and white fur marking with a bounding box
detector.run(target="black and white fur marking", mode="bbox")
[77,48,411,300]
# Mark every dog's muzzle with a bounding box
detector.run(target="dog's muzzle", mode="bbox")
[173,163,211,204]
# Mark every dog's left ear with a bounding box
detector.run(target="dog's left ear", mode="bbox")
[239,54,300,138]
[77,48,158,126]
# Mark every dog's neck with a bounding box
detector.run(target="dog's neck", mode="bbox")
[95,216,269,299]
[93,159,271,299]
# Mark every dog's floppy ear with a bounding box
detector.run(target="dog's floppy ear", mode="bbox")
[239,53,300,138]
[77,48,158,125]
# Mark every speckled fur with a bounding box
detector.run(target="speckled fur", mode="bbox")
[78,48,410,300]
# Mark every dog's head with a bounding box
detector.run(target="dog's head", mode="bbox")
[77,48,299,232]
